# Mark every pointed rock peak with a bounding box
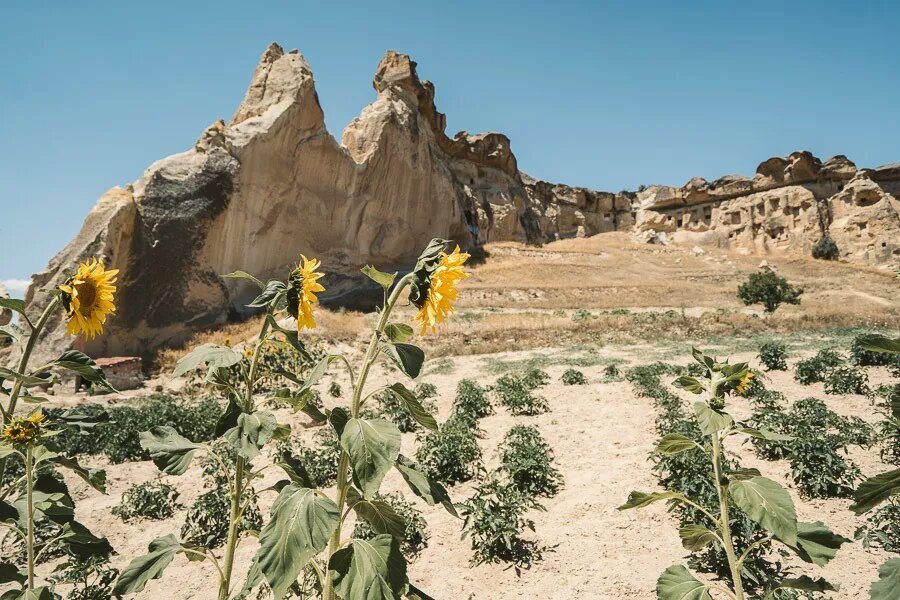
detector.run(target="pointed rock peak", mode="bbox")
[230,42,315,126]
[373,50,421,95]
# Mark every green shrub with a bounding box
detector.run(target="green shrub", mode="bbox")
[823,366,870,395]
[49,554,119,600]
[793,349,843,385]
[811,235,840,261]
[451,379,493,422]
[789,436,861,498]
[280,428,342,488]
[850,334,900,367]
[494,374,549,416]
[415,416,483,485]
[328,381,342,398]
[521,368,550,389]
[461,478,542,571]
[602,364,621,381]
[560,369,586,385]
[499,425,563,499]
[855,500,900,552]
[352,492,429,559]
[757,341,788,371]
[48,394,220,463]
[737,268,803,313]
[414,382,438,400]
[112,481,181,522]
[181,486,263,549]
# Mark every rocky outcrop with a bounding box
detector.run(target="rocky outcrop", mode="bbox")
[24,44,900,362]
[0,283,10,327]
[24,44,622,361]
[635,151,900,266]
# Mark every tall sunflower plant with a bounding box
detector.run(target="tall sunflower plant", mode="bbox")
[0,259,118,598]
[619,348,849,600]
[114,239,469,600]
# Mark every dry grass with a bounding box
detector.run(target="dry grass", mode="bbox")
[152,234,898,369]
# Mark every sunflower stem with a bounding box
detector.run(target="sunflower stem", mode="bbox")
[25,445,35,590]
[220,315,270,600]
[710,407,745,600]
[0,296,60,497]
[324,274,413,600]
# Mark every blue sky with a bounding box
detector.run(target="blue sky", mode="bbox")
[1,1,898,286]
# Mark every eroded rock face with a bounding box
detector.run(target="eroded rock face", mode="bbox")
[25,43,900,362]
[0,283,11,327]
[636,151,900,267]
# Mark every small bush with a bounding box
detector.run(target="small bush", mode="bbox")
[856,500,900,552]
[281,428,342,488]
[789,436,861,498]
[452,379,493,423]
[494,374,549,416]
[823,366,869,395]
[328,381,342,398]
[737,268,803,313]
[181,486,263,549]
[560,369,586,385]
[521,368,550,389]
[374,387,438,433]
[415,416,483,485]
[352,492,429,559]
[112,481,181,522]
[602,364,621,381]
[499,425,563,499]
[850,334,900,368]
[461,479,543,571]
[793,349,843,385]
[49,554,119,600]
[811,235,840,261]
[758,342,788,371]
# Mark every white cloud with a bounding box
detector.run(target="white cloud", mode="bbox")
[1,279,31,297]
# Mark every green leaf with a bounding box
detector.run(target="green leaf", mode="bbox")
[406,584,437,600]
[58,520,113,558]
[361,265,397,289]
[672,376,704,394]
[729,476,797,545]
[871,558,900,600]
[384,323,414,344]
[774,575,837,592]
[224,270,265,289]
[784,521,850,567]
[734,427,793,441]
[656,564,712,600]
[348,488,406,540]
[275,450,314,489]
[50,350,114,391]
[172,344,242,378]
[850,468,900,514]
[0,561,26,586]
[139,426,203,475]
[113,534,186,595]
[387,383,438,431]
[255,485,339,600]
[0,298,26,316]
[691,347,714,370]
[395,455,458,517]
[656,433,701,455]
[0,324,24,343]
[215,396,243,437]
[328,535,407,600]
[679,524,718,551]
[693,402,733,436]
[224,411,278,460]
[618,490,686,510]
[340,418,401,497]
[54,406,110,430]
[49,456,107,493]
[0,587,56,600]
[247,279,287,308]
[858,334,900,355]
[329,406,349,438]
[381,342,425,379]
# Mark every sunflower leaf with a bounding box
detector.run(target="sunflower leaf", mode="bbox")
[172,344,242,378]
[361,265,397,289]
[50,350,115,391]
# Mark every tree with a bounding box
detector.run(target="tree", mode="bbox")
[737,268,803,313]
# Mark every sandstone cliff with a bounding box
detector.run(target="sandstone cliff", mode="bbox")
[22,44,899,362]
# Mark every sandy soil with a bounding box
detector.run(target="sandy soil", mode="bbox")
[26,344,896,600]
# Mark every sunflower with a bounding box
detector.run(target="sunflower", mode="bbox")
[414,245,470,334]
[287,255,325,330]
[2,411,45,445]
[58,258,118,340]
[735,371,755,395]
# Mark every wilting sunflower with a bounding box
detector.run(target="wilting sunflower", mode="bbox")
[58,258,118,340]
[414,245,470,334]
[735,371,755,395]
[287,255,325,330]
[2,411,46,445]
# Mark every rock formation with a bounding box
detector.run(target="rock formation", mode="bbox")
[634,151,900,265]
[0,283,11,327]
[22,43,900,362]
